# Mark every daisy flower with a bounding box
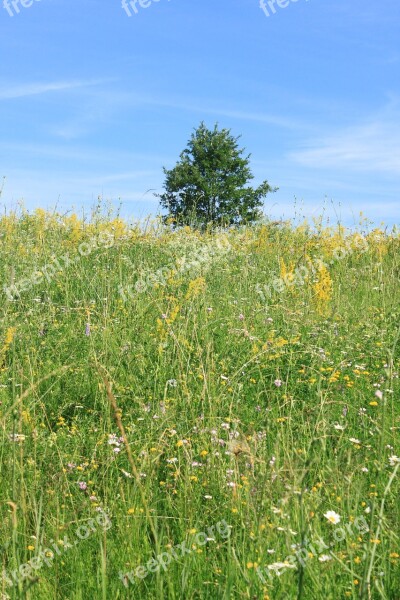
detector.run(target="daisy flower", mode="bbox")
[349,438,361,445]
[324,510,341,524]
[319,554,332,562]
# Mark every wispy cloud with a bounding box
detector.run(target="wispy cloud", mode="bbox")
[0,79,113,101]
[290,108,400,174]
[143,97,303,130]
[0,141,169,165]
[90,90,305,130]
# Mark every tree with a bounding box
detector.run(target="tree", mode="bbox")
[157,122,276,228]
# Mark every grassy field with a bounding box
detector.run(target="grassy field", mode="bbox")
[0,208,399,599]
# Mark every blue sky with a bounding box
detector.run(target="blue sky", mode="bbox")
[0,0,399,225]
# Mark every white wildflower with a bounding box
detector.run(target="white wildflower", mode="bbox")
[324,510,341,524]
[318,554,332,562]
[268,561,296,572]
[9,433,26,442]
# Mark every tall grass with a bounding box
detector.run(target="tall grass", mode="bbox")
[0,208,399,599]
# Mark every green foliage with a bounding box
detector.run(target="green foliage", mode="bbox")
[158,122,276,228]
[0,210,399,599]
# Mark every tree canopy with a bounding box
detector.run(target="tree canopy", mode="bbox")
[158,122,276,228]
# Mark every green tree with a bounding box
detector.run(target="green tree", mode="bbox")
[158,123,276,228]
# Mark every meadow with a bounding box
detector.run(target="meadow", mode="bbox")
[0,208,399,599]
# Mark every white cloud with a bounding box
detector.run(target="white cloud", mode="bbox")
[0,79,112,100]
[145,98,302,130]
[290,109,400,174]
